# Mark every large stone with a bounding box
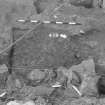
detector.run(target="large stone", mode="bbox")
[68,58,98,96]
[69,58,96,80]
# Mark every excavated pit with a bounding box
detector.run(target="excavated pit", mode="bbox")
[11,24,96,73]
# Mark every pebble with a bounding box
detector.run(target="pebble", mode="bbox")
[7,100,35,105]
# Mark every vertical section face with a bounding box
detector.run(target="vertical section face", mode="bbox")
[12,24,94,72]
[12,25,74,70]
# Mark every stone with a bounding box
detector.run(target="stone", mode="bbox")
[12,24,95,71]
[96,75,105,96]
[67,58,98,96]
[0,72,9,89]
[20,85,54,97]
[7,101,20,105]
[69,58,95,78]
[23,100,35,105]
[27,69,45,80]
[69,0,104,8]
[7,100,35,105]
[35,97,47,105]
[0,64,8,74]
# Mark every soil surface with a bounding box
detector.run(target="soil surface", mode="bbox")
[0,0,105,105]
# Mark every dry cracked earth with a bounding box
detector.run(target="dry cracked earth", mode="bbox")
[1,0,105,105]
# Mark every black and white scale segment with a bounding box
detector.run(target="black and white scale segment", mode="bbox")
[16,19,82,25]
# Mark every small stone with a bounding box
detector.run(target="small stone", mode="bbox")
[35,97,46,105]
[7,100,35,105]
[82,58,95,75]
[0,64,8,74]
[27,69,45,80]
[15,79,22,88]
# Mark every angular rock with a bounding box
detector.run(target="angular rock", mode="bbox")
[69,58,96,78]
[7,101,20,105]
[71,97,97,105]
[0,64,8,74]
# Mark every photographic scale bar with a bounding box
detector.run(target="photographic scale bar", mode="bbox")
[17,19,82,25]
